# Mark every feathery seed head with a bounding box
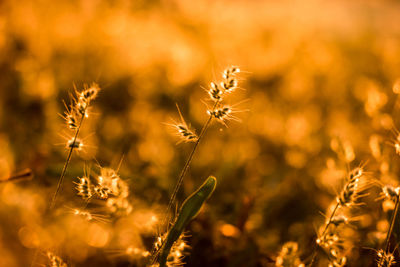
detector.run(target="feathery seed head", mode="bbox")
[74,176,93,200]
[330,215,348,226]
[73,83,100,118]
[221,66,240,94]
[79,83,100,103]
[62,104,79,130]
[328,249,347,267]
[208,106,232,122]
[154,233,189,267]
[176,124,198,143]
[47,251,67,267]
[328,256,347,267]
[275,242,304,267]
[94,185,111,199]
[67,138,83,150]
[209,82,223,101]
[222,66,240,80]
[316,233,340,248]
[65,114,78,129]
[167,236,189,266]
[95,167,128,199]
[377,250,396,267]
[221,76,238,94]
[337,167,365,207]
[76,100,88,117]
[72,208,93,221]
[170,104,198,143]
[382,185,400,201]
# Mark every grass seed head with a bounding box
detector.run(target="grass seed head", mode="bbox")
[62,104,79,130]
[170,104,198,143]
[95,167,129,199]
[382,185,400,201]
[74,176,93,200]
[208,106,232,122]
[316,233,340,248]
[73,83,100,117]
[275,242,304,267]
[175,124,198,143]
[328,256,347,267]
[154,233,189,267]
[221,66,240,94]
[377,250,396,267]
[337,167,365,207]
[79,83,100,103]
[66,138,83,150]
[328,249,347,267]
[47,251,67,267]
[222,66,240,80]
[330,215,348,226]
[208,82,223,101]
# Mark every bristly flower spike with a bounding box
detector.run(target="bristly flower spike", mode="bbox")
[207,66,240,102]
[47,251,67,267]
[377,249,396,267]
[49,83,100,211]
[207,101,247,127]
[168,104,198,144]
[337,167,365,207]
[75,82,100,117]
[61,99,79,130]
[380,185,400,201]
[74,176,93,200]
[208,82,223,101]
[221,66,240,94]
[79,82,100,103]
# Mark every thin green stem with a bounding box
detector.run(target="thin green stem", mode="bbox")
[308,202,340,267]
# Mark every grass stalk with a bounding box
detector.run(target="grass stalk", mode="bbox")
[162,101,219,229]
[308,202,340,266]
[49,107,86,210]
[379,195,400,266]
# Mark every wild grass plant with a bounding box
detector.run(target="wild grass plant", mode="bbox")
[3,1,400,267]
[24,66,246,267]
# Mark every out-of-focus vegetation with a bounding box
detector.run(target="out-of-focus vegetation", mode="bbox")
[2,0,400,266]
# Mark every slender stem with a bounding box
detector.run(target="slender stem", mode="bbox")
[152,101,219,265]
[0,168,32,183]
[308,202,340,267]
[49,110,86,211]
[379,196,400,265]
[162,101,219,229]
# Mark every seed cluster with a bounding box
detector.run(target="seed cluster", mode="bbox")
[377,250,396,267]
[275,242,304,267]
[75,167,132,215]
[47,251,67,267]
[62,83,100,130]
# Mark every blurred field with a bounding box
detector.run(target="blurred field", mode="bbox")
[2,0,400,266]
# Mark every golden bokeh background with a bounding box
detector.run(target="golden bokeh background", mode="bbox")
[1,0,400,266]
